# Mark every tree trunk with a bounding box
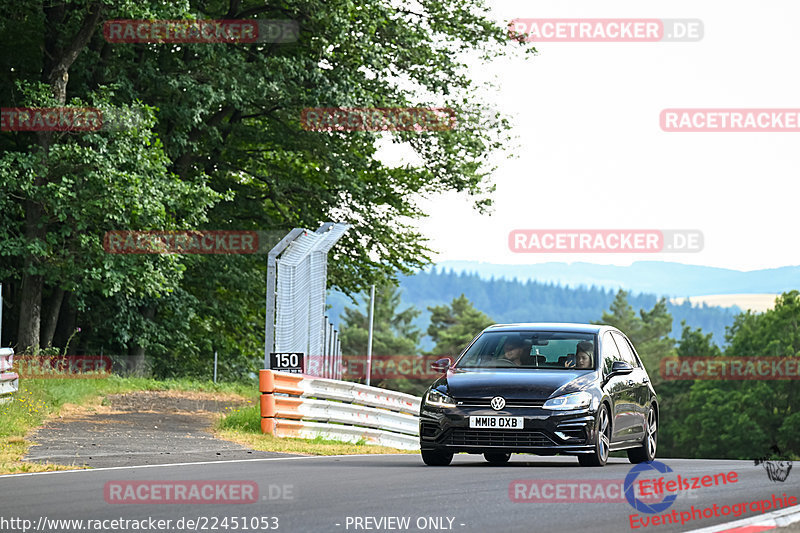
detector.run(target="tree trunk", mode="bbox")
[127,305,156,376]
[17,2,104,352]
[40,286,65,348]
[53,293,76,352]
[17,271,43,354]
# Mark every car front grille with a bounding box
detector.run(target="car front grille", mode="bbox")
[439,429,556,447]
[455,398,545,408]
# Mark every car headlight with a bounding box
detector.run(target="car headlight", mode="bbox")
[425,389,457,408]
[543,391,592,410]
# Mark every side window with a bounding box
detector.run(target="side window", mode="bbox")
[601,332,622,374]
[611,332,639,368]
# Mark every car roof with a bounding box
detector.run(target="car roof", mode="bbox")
[482,322,617,335]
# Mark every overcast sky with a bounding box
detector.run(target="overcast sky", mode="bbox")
[384,0,799,272]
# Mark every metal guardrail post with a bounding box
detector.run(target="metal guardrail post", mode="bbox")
[0,347,18,402]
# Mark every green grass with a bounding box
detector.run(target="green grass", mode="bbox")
[215,405,416,455]
[0,375,412,475]
[218,403,262,432]
[0,375,255,475]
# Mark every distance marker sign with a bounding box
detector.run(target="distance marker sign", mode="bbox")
[269,352,304,374]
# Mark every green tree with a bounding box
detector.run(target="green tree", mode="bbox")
[427,294,493,356]
[340,283,421,357]
[339,283,424,395]
[676,321,722,358]
[0,0,530,374]
[667,292,800,459]
[659,321,721,458]
[598,289,640,336]
[596,289,675,374]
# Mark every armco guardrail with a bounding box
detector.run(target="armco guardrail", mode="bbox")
[0,348,18,402]
[259,370,421,450]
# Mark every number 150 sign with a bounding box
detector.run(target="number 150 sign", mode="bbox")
[269,352,304,374]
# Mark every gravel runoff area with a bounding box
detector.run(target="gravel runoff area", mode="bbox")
[24,390,293,468]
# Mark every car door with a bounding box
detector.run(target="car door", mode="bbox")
[610,332,648,440]
[600,332,634,442]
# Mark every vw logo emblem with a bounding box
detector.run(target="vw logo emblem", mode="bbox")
[490,396,506,411]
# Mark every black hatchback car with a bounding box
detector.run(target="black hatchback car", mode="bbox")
[419,323,658,466]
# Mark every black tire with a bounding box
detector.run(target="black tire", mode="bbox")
[579,404,611,467]
[628,406,657,464]
[484,452,512,464]
[421,449,454,466]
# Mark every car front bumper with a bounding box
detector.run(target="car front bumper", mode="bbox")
[419,405,597,454]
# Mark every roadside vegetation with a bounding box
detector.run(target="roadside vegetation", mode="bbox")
[0,374,411,475]
[0,376,253,475]
[215,405,414,456]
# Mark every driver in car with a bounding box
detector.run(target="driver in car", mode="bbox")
[566,341,593,369]
[497,337,527,366]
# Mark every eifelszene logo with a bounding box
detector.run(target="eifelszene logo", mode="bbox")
[754,446,793,482]
[624,461,678,514]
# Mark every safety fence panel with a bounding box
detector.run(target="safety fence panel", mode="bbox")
[0,348,18,402]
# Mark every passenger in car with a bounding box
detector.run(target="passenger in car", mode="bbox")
[566,341,594,369]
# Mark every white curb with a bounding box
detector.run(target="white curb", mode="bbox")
[687,504,800,533]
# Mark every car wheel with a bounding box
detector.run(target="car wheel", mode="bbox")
[421,449,454,466]
[484,452,511,464]
[579,404,610,467]
[627,406,657,464]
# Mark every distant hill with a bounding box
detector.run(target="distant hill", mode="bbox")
[328,268,751,349]
[433,261,800,297]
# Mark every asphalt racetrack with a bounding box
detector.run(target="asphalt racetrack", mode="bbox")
[1,454,798,533]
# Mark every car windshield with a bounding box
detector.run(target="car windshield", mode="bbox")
[455,331,597,370]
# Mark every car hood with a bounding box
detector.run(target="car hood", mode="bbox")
[436,368,598,400]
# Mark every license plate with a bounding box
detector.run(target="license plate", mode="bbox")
[469,416,523,429]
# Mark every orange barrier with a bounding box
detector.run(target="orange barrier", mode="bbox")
[260,370,304,435]
[259,369,304,395]
[260,394,303,419]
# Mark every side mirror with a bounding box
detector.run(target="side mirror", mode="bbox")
[610,361,634,375]
[431,357,452,373]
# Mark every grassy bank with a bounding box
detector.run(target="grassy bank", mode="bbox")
[215,405,416,455]
[0,376,253,475]
[1,376,413,475]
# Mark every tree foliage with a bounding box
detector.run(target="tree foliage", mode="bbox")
[595,289,675,374]
[339,283,421,357]
[0,0,528,376]
[661,292,800,459]
[427,294,493,356]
